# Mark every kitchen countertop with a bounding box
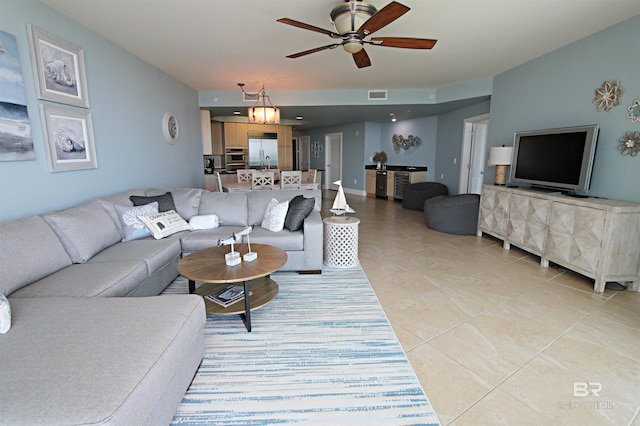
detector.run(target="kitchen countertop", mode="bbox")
[364,165,428,171]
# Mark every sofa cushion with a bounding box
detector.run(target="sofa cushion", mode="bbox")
[249,226,304,251]
[42,200,122,264]
[9,261,148,298]
[0,296,205,425]
[0,216,72,296]
[199,191,248,226]
[179,226,246,254]
[97,190,146,236]
[285,195,315,232]
[247,189,321,226]
[145,188,204,220]
[89,238,181,276]
[261,198,290,232]
[130,191,176,212]
[115,202,159,241]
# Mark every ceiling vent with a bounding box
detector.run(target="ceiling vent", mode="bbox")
[243,92,260,102]
[368,90,388,100]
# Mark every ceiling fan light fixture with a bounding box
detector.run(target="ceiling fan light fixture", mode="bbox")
[330,1,377,35]
[342,40,364,54]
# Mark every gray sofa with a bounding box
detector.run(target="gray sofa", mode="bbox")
[0,187,322,425]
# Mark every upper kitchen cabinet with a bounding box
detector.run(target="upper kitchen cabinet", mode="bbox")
[224,122,248,147]
[201,110,224,155]
[277,126,293,170]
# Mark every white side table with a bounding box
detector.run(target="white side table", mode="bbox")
[323,216,360,268]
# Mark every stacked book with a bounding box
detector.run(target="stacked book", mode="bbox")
[205,285,251,307]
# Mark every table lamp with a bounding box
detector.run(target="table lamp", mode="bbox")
[488,146,513,185]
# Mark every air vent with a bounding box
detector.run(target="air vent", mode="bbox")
[243,92,260,102]
[368,90,387,100]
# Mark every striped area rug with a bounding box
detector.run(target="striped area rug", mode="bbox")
[163,267,439,425]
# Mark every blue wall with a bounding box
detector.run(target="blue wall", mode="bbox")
[488,14,640,203]
[0,0,204,223]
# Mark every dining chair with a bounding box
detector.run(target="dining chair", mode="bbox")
[280,171,302,189]
[300,169,319,190]
[237,169,253,183]
[251,171,275,190]
[214,171,223,192]
[262,168,280,182]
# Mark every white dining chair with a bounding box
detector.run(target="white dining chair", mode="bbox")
[280,171,302,189]
[251,171,275,190]
[214,171,223,192]
[237,169,253,183]
[300,169,319,190]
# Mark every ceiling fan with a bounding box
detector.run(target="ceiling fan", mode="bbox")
[277,0,437,69]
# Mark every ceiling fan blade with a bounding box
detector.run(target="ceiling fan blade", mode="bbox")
[357,1,410,35]
[277,18,340,38]
[353,49,371,68]
[370,37,437,49]
[286,44,340,59]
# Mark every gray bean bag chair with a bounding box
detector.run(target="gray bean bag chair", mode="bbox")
[402,182,449,210]
[423,194,480,235]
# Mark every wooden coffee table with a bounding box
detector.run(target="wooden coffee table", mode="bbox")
[177,243,287,332]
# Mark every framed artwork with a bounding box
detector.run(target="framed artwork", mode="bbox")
[0,29,35,161]
[27,24,89,108]
[39,104,97,172]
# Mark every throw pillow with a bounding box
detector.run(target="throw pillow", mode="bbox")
[115,202,159,241]
[130,192,175,212]
[189,214,221,230]
[284,195,315,232]
[138,210,191,239]
[0,294,10,334]
[261,198,290,232]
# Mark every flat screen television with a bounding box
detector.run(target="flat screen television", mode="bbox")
[509,124,599,193]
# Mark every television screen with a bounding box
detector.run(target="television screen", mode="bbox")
[510,125,598,193]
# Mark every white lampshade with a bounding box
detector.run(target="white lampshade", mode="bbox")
[248,106,280,124]
[488,146,513,166]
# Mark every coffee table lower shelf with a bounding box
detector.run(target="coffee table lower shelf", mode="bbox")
[193,277,279,331]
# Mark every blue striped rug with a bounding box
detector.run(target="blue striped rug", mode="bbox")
[163,267,439,425]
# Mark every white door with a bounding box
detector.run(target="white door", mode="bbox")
[325,132,342,190]
[297,135,310,171]
[459,114,489,194]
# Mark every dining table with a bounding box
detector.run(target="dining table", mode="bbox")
[222,181,252,192]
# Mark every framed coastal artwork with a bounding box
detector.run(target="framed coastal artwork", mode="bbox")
[0,29,35,161]
[40,104,97,172]
[27,24,89,108]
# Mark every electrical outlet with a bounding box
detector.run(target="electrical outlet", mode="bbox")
[453,158,457,165]
[440,173,444,179]
[354,179,357,185]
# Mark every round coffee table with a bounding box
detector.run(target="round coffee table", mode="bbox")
[177,243,287,332]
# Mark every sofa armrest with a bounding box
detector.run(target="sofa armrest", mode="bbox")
[302,211,323,271]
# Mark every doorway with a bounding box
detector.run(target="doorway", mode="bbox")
[459,114,489,194]
[294,135,310,171]
[324,132,342,191]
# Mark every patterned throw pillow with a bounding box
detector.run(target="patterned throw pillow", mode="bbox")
[261,198,290,232]
[115,202,159,241]
[138,210,191,239]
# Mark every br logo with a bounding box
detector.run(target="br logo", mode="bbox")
[574,382,602,397]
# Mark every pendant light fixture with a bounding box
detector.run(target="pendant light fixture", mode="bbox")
[238,83,280,124]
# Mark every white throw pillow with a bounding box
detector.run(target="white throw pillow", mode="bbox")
[0,294,11,334]
[189,214,221,230]
[138,210,191,239]
[261,198,290,232]
[115,202,159,241]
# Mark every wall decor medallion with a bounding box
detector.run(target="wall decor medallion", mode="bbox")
[162,111,179,144]
[393,134,421,150]
[593,80,624,112]
[626,99,640,123]
[618,131,640,157]
[27,25,89,108]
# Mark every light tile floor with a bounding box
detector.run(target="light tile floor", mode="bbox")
[321,191,640,425]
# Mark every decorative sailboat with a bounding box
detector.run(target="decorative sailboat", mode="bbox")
[330,180,355,215]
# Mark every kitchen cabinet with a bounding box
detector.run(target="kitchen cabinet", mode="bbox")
[386,171,395,198]
[223,122,248,147]
[201,110,212,155]
[477,184,640,292]
[277,126,293,170]
[365,170,376,196]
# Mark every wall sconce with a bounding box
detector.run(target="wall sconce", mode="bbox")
[488,146,513,185]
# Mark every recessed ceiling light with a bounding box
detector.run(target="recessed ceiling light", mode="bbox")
[296,116,303,120]
[389,112,396,122]
[233,111,241,115]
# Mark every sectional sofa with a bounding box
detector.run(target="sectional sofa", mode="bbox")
[0,187,323,425]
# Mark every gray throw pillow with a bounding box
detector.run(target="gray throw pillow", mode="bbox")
[285,195,315,232]
[130,192,175,212]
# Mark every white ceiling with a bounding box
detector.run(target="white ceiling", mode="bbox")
[41,0,640,129]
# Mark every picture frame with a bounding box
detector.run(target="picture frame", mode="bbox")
[39,104,97,172]
[27,24,89,108]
